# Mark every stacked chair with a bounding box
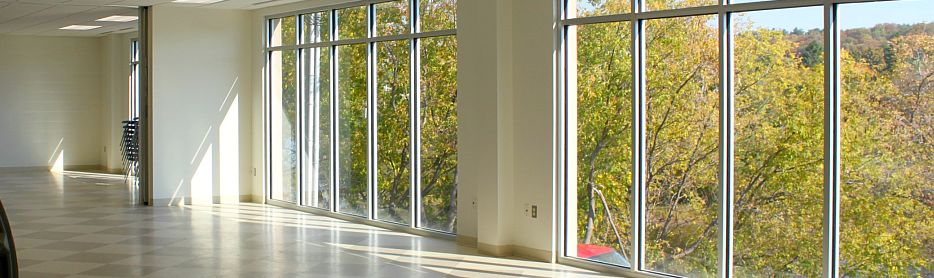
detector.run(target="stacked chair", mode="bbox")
[121,118,140,183]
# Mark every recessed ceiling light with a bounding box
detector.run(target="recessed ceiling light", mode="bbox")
[96,15,138,22]
[60,25,102,31]
[173,0,224,3]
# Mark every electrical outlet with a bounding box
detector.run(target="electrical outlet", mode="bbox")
[524,203,530,217]
[531,205,538,219]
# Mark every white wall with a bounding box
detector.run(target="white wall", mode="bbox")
[100,32,138,173]
[0,35,104,169]
[151,6,253,205]
[456,0,515,250]
[508,0,559,259]
[456,0,558,260]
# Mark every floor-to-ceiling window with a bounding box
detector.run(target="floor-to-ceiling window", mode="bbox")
[269,15,300,204]
[838,2,933,277]
[266,0,458,234]
[561,0,932,276]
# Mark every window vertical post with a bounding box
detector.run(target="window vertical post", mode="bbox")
[367,3,378,220]
[822,2,841,277]
[717,2,735,277]
[331,9,341,213]
[631,0,647,271]
[411,0,421,229]
[297,16,307,207]
[564,22,580,263]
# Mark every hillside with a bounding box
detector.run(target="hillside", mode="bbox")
[786,22,934,67]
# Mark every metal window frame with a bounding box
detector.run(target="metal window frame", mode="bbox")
[557,0,868,277]
[130,39,141,120]
[263,0,458,236]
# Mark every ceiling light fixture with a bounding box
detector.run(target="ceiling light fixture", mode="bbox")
[60,25,102,30]
[96,15,138,22]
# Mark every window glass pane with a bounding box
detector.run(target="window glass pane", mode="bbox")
[420,35,458,232]
[647,0,716,12]
[305,47,332,210]
[644,15,719,277]
[840,1,934,276]
[270,16,297,47]
[338,6,367,40]
[131,40,140,120]
[568,21,633,267]
[569,0,630,18]
[338,44,369,216]
[131,40,139,62]
[420,0,455,32]
[377,0,410,36]
[270,50,300,204]
[733,7,824,277]
[302,12,330,44]
[377,40,412,224]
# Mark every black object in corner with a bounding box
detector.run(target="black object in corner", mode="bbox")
[0,199,17,278]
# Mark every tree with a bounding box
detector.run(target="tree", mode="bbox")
[270,1,459,231]
[573,1,934,276]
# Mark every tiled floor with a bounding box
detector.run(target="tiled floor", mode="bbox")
[0,169,611,278]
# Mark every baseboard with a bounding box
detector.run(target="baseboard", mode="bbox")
[478,242,513,257]
[0,165,105,172]
[512,244,554,263]
[151,197,187,206]
[152,195,254,206]
[250,195,265,204]
[477,242,553,263]
[64,165,103,171]
[105,168,125,174]
[456,235,478,248]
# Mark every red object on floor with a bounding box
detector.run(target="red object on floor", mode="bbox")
[577,244,614,258]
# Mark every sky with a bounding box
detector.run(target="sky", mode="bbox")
[745,0,933,31]
[576,0,933,31]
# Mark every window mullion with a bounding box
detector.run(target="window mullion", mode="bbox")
[367,2,378,221]
[410,0,421,229]
[331,8,341,213]
[717,5,735,278]
[297,15,307,207]
[821,2,841,277]
[631,0,647,271]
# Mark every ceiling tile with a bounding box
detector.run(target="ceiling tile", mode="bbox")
[0,3,50,24]
[0,4,95,34]
[1,0,294,37]
[20,6,136,34]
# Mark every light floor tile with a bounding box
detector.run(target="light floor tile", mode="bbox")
[0,170,611,278]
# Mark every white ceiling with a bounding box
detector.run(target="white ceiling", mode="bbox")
[0,1,139,37]
[0,0,304,37]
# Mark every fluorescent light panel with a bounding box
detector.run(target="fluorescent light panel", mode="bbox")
[96,15,138,22]
[60,25,101,30]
